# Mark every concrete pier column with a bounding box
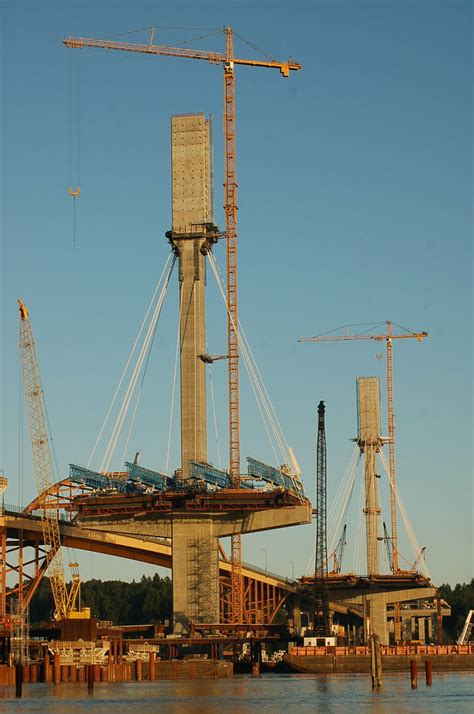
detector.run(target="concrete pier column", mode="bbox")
[172,516,219,634]
[427,616,433,641]
[290,597,302,634]
[418,617,426,643]
[366,594,389,645]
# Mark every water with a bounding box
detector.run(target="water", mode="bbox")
[0,673,471,713]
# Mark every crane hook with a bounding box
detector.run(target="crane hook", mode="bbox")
[67,187,81,198]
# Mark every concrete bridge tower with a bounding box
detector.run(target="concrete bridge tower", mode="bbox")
[166,113,220,480]
[73,114,312,636]
[356,377,383,576]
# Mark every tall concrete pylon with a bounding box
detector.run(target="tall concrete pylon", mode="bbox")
[356,377,383,576]
[166,114,222,631]
[167,114,219,480]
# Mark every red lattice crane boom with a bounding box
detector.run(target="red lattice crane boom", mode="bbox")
[64,26,301,624]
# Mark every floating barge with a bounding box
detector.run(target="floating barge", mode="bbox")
[284,643,474,673]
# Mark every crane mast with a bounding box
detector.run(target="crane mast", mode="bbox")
[223,28,243,622]
[314,401,330,636]
[64,27,301,624]
[18,300,81,620]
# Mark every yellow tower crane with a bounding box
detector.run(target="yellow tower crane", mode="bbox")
[64,26,301,623]
[18,299,89,621]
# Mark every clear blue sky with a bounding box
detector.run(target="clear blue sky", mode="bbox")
[1,1,472,587]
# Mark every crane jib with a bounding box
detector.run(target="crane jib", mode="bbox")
[63,37,301,75]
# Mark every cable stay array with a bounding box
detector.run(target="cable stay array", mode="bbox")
[87,252,176,473]
[303,437,429,579]
[378,450,430,579]
[69,248,304,498]
[304,445,360,576]
[207,251,304,499]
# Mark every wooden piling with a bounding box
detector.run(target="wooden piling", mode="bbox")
[43,653,52,683]
[136,657,142,681]
[53,653,61,685]
[70,665,77,682]
[425,660,432,685]
[14,662,23,698]
[410,659,417,689]
[61,665,69,682]
[30,663,38,683]
[370,634,382,688]
[87,664,94,691]
[149,652,155,681]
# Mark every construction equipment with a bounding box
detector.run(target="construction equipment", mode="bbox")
[314,401,330,636]
[299,322,428,572]
[457,610,474,645]
[330,524,347,574]
[410,546,426,573]
[382,521,394,572]
[300,322,427,643]
[64,26,301,623]
[18,299,89,620]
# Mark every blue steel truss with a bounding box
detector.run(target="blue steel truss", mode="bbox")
[69,464,132,493]
[246,457,303,494]
[125,462,172,491]
[190,461,230,489]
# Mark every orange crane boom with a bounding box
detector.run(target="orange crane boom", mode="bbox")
[64,26,301,624]
[63,34,301,75]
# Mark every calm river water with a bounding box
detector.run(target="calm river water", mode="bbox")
[0,673,471,713]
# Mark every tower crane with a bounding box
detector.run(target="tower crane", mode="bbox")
[299,321,427,643]
[64,26,301,623]
[299,321,428,572]
[18,299,88,621]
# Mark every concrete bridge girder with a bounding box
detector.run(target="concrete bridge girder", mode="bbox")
[339,587,438,645]
[76,502,312,539]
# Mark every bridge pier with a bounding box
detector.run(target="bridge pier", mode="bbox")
[172,517,220,634]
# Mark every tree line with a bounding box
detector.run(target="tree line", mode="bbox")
[29,573,172,625]
[28,575,473,637]
[438,579,474,642]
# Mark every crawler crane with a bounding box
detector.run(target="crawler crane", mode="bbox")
[18,299,89,620]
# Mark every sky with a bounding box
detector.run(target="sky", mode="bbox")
[1,0,472,588]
